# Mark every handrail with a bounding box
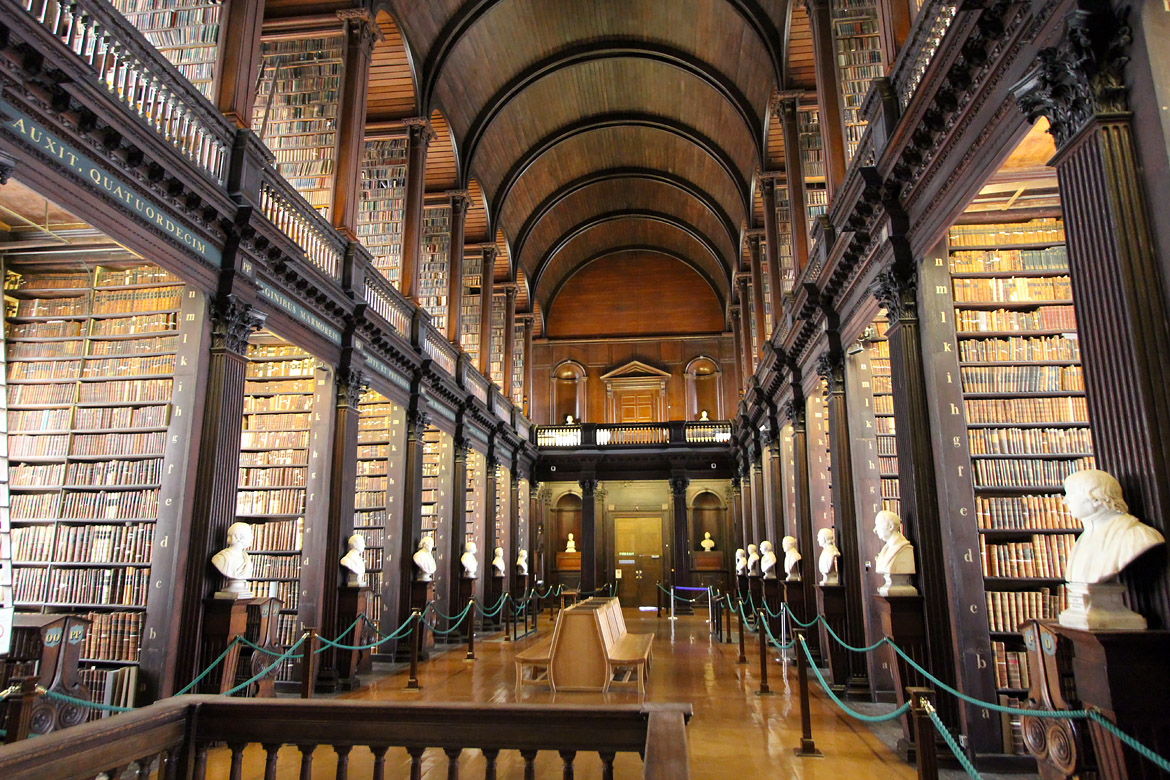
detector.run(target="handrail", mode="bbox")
[464,362,490,404]
[493,391,512,422]
[537,425,582,447]
[258,171,344,281]
[0,696,692,780]
[888,0,960,111]
[423,327,458,376]
[12,0,232,183]
[683,421,732,443]
[363,271,412,337]
[536,421,734,447]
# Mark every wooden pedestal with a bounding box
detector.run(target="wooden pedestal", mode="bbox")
[239,597,283,697]
[737,574,749,603]
[335,588,369,691]
[1051,624,1170,780]
[817,584,849,695]
[485,575,506,630]
[201,598,249,695]
[874,594,930,760]
[763,577,783,640]
[407,580,434,660]
[748,575,763,628]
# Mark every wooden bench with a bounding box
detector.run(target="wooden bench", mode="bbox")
[514,616,561,688]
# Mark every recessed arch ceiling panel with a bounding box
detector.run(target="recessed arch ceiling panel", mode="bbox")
[517,177,736,279]
[534,217,729,309]
[499,126,746,257]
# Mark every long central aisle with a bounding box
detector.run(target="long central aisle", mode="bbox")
[338,610,917,780]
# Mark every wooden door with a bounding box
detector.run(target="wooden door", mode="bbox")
[614,516,662,607]
[617,391,655,423]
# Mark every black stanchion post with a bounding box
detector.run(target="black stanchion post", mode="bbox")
[300,628,319,700]
[793,630,823,757]
[405,611,421,691]
[656,581,662,618]
[502,596,512,642]
[908,688,939,780]
[725,596,733,642]
[757,617,773,695]
[466,598,476,661]
[737,598,747,664]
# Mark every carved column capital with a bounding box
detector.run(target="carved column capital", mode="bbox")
[782,399,806,428]
[816,350,845,392]
[872,263,918,322]
[668,476,690,496]
[447,189,470,215]
[407,408,431,440]
[211,295,266,355]
[338,8,382,57]
[403,117,436,148]
[1011,4,1132,148]
[337,366,368,406]
[579,478,599,497]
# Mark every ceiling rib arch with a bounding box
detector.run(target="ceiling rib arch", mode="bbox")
[417,0,785,115]
[456,42,765,187]
[488,112,750,235]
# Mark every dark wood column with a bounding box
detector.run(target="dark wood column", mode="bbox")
[1014,5,1170,626]
[873,260,962,733]
[579,478,599,592]
[784,390,819,655]
[316,364,365,690]
[730,306,748,393]
[766,428,785,548]
[816,346,869,690]
[738,459,754,550]
[447,432,469,617]
[751,445,766,545]
[736,276,755,376]
[669,476,691,592]
[747,230,768,349]
[521,316,534,416]
[483,447,499,584]
[395,404,430,633]
[174,296,265,686]
[214,0,263,128]
[331,11,377,239]
[776,96,812,273]
[759,173,787,317]
[502,285,517,401]
[445,191,469,343]
[803,0,847,196]
[875,0,913,69]
[477,247,497,378]
[729,476,745,557]
[509,472,522,595]
[399,118,432,300]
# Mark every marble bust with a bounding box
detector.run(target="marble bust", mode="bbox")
[760,540,778,579]
[782,536,802,582]
[699,410,710,421]
[492,546,506,576]
[461,541,479,579]
[817,528,841,586]
[734,548,748,576]
[516,549,529,576]
[413,535,437,582]
[212,521,254,598]
[565,533,577,553]
[700,532,716,551]
[874,511,916,596]
[339,533,367,587]
[746,543,760,576]
[1059,469,1165,630]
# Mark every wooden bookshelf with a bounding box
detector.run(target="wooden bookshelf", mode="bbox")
[420,426,453,615]
[460,252,482,364]
[355,389,395,625]
[511,320,525,405]
[252,34,345,218]
[494,462,510,581]
[488,293,505,384]
[4,259,201,709]
[773,188,796,295]
[831,0,882,165]
[357,137,409,288]
[807,384,833,534]
[110,0,222,100]
[419,206,451,334]
[798,106,828,246]
[465,448,484,598]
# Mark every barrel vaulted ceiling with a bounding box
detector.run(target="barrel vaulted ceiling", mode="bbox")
[371,0,817,325]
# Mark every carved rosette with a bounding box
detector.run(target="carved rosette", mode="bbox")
[1011,5,1131,149]
[211,295,266,355]
[816,350,845,393]
[579,478,599,497]
[668,476,690,496]
[871,264,917,323]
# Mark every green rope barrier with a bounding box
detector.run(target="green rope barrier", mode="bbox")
[817,617,888,654]
[757,611,794,650]
[655,583,703,604]
[781,603,819,629]
[223,634,306,697]
[422,601,473,634]
[798,637,910,723]
[1089,710,1170,774]
[928,705,982,780]
[42,688,133,713]
[318,614,415,650]
[474,593,509,618]
[173,636,242,696]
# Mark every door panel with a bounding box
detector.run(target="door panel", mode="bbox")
[616,391,656,423]
[614,516,662,607]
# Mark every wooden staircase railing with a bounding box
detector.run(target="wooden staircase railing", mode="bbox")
[0,696,691,780]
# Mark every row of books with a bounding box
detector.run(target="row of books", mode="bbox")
[354,527,386,549]
[251,517,304,552]
[976,495,1081,531]
[245,359,316,379]
[958,335,1079,363]
[950,247,1068,273]
[358,429,393,444]
[79,666,138,718]
[91,289,182,314]
[356,475,389,492]
[14,567,149,606]
[239,466,306,488]
[13,522,154,563]
[240,430,308,450]
[881,479,900,499]
[991,641,1032,690]
[952,276,1072,304]
[250,554,302,579]
[242,412,312,431]
[985,587,1067,632]
[980,534,1076,578]
[81,611,143,662]
[874,416,895,435]
[72,432,167,457]
[11,489,160,521]
[244,393,313,413]
[967,426,1093,455]
[246,580,297,608]
[964,396,1088,424]
[110,0,220,99]
[75,378,173,404]
[876,435,897,456]
[245,378,314,396]
[973,456,1096,488]
[873,395,894,415]
[357,444,389,460]
[878,456,898,474]
[948,219,1065,248]
[960,365,1083,394]
[236,488,305,516]
[240,450,304,468]
[91,313,178,337]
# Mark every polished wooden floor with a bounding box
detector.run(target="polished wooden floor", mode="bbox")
[206,610,917,779]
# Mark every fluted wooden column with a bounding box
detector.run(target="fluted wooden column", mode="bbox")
[399,118,432,299]
[445,191,469,343]
[804,0,847,195]
[502,285,517,401]
[214,0,264,128]
[759,173,786,316]
[776,96,812,273]
[395,406,430,635]
[521,316,534,415]
[730,306,748,393]
[447,435,469,619]
[736,276,755,376]
[785,392,819,656]
[747,230,767,350]
[477,247,497,378]
[579,478,599,592]
[331,11,377,238]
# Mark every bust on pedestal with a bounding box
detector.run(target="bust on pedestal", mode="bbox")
[735,548,748,576]
[746,544,760,576]
[873,511,916,596]
[700,532,716,551]
[1058,469,1165,630]
[760,541,778,579]
[516,549,529,576]
[212,522,254,599]
[564,533,577,553]
[817,528,840,586]
[492,546,506,577]
[461,541,479,579]
[340,533,367,587]
[413,535,437,582]
[782,536,802,582]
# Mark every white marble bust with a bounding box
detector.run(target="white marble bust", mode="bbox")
[565,533,577,553]
[516,549,529,576]
[340,533,367,587]
[461,541,479,579]
[782,536,802,582]
[492,546,506,576]
[1059,469,1165,630]
[746,543,760,576]
[817,528,841,586]
[734,548,748,576]
[760,540,777,579]
[700,532,716,551]
[874,511,916,596]
[699,410,710,421]
[413,535,437,582]
[212,522,254,598]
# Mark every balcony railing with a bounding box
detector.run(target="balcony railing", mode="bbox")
[423,328,458,376]
[14,0,232,183]
[0,696,691,780]
[464,362,490,405]
[890,0,959,110]
[536,421,733,448]
[258,174,343,281]
[363,271,413,337]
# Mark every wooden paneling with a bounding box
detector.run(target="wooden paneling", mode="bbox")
[465,179,489,243]
[787,4,816,90]
[366,12,417,121]
[425,110,459,192]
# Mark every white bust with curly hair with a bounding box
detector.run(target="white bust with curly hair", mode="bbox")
[1063,469,1164,584]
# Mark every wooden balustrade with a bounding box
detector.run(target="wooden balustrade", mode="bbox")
[888,0,959,111]
[258,176,344,281]
[536,422,734,448]
[683,422,732,444]
[464,362,490,405]
[11,0,232,183]
[0,696,692,780]
[363,273,413,337]
[424,328,459,376]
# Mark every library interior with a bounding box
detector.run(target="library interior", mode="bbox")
[0,0,1168,778]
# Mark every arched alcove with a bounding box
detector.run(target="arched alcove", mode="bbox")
[552,360,587,424]
[685,355,724,420]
